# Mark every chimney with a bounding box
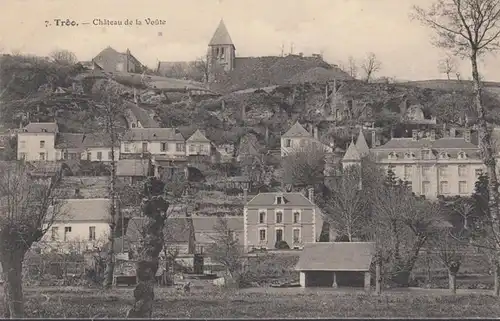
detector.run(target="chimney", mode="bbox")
[464,129,471,143]
[412,129,418,141]
[307,187,314,204]
[371,131,376,148]
[314,126,319,139]
[450,127,456,138]
[430,129,436,141]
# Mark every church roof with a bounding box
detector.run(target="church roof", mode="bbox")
[209,19,235,48]
[343,141,361,161]
[282,122,312,138]
[355,129,370,157]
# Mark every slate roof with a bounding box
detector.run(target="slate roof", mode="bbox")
[187,129,211,143]
[208,19,235,47]
[55,133,119,149]
[282,122,312,138]
[22,122,58,133]
[55,198,110,222]
[287,66,353,84]
[343,141,361,161]
[116,159,150,177]
[373,137,479,150]
[122,128,184,141]
[355,129,370,157]
[295,242,375,271]
[126,102,160,128]
[245,192,313,207]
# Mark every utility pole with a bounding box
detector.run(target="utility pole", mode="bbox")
[290,42,294,55]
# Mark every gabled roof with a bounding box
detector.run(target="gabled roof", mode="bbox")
[22,122,58,133]
[116,159,150,177]
[245,192,313,207]
[343,141,361,161]
[355,129,370,157]
[122,128,184,141]
[208,19,235,48]
[187,129,210,143]
[55,198,110,222]
[282,122,312,138]
[295,242,375,271]
[126,102,160,128]
[55,133,119,149]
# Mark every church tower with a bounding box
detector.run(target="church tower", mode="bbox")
[207,19,236,79]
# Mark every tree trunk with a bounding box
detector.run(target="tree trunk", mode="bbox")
[375,260,382,295]
[448,270,457,294]
[103,138,118,289]
[2,251,25,318]
[471,50,500,295]
[127,180,169,318]
[494,262,500,297]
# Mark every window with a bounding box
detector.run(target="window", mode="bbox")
[388,152,398,160]
[404,152,415,159]
[220,47,225,58]
[276,196,283,204]
[64,226,72,241]
[439,166,448,178]
[89,226,96,241]
[458,152,467,159]
[285,139,291,147]
[276,211,283,224]
[108,151,112,160]
[422,181,431,195]
[131,123,136,128]
[40,140,45,148]
[458,165,468,177]
[189,144,195,152]
[39,152,45,160]
[439,152,450,159]
[142,142,148,152]
[161,142,167,152]
[275,229,283,242]
[51,227,58,241]
[299,139,306,147]
[259,211,266,224]
[440,181,449,194]
[422,166,432,177]
[19,140,26,149]
[87,152,91,160]
[293,228,300,243]
[176,143,185,152]
[459,181,468,194]
[293,211,300,224]
[124,143,131,152]
[62,151,68,160]
[404,165,413,179]
[475,169,483,178]
[259,229,266,241]
[97,152,102,160]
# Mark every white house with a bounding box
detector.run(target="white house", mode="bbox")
[17,122,59,161]
[41,198,111,253]
[281,122,333,157]
[186,129,211,156]
[121,128,186,157]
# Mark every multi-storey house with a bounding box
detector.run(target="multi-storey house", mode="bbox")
[280,122,333,157]
[17,122,59,161]
[120,128,186,158]
[243,189,324,252]
[186,129,211,156]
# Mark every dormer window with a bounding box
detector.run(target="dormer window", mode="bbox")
[41,128,47,133]
[439,152,450,159]
[276,196,283,205]
[458,151,467,159]
[388,152,398,160]
[404,152,415,159]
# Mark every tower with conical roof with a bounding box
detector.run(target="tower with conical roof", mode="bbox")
[207,19,236,77]
[342,140,362,169]
[355,128,370,157]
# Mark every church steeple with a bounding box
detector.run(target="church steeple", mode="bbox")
[208,19,236,76]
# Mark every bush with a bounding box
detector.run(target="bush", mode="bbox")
[275,241,290,249]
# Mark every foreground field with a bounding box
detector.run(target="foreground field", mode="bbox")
[2,286,500,318]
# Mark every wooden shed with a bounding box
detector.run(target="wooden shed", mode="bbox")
[295,242,375,290]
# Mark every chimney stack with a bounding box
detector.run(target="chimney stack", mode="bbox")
[464,129,471,143]
[243,187,248,203]
[308,187,314,204]
[450,127,456,138]
[371,131,376,148]
[430,130,436,141]
[412,129,418,141]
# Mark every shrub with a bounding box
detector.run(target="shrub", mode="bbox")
[275,241,290,249]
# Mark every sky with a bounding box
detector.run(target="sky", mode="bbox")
[2,0,500,81]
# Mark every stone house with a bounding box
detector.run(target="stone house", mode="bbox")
[280,121,333,157]
[91,46,143,73]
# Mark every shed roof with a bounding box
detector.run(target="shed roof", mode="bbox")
[295,242,375,271]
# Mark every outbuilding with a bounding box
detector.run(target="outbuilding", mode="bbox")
[295,242,375,290]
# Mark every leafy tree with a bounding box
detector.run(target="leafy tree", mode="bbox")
[281,144,326,189]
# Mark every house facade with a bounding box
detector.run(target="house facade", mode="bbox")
[121,128,186,157]
[243,190,323,252]
[281,122,333,157]
[17,122,59,161]
[41,198,111,253]
[186,129,212,156]
[92,46,143,73]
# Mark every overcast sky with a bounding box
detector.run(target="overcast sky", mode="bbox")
[2,0,500,81]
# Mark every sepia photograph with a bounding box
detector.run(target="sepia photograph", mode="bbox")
[2,0,500,318]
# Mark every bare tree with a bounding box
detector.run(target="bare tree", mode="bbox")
[0,162,65,317]
[430,229,465,294]
[126,177,170,318]
[412,0,500,295]
[361,52,382,82]
[206,217,245,287]
[49,49,78,65]
[347,56,358,78]
[317,165,367,242]
[281,144,326,190]
[190,56,210,83]
[438,54,457,79]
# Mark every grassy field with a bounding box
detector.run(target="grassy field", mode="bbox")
[2,285,500,318]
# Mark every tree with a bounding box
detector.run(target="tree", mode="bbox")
[126,177,170,318]
[0,162,65,317]
[89,79,128,289]
[49,49,78,65]
[190,56,210,83]
[206,217,245,287]
[430,229,465,294]
[281,144,326,189]
[345,56,358,78]
[317,165,367,242]
[412,0,500,294]
[361,52,382,82]
[438,54,457,79]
